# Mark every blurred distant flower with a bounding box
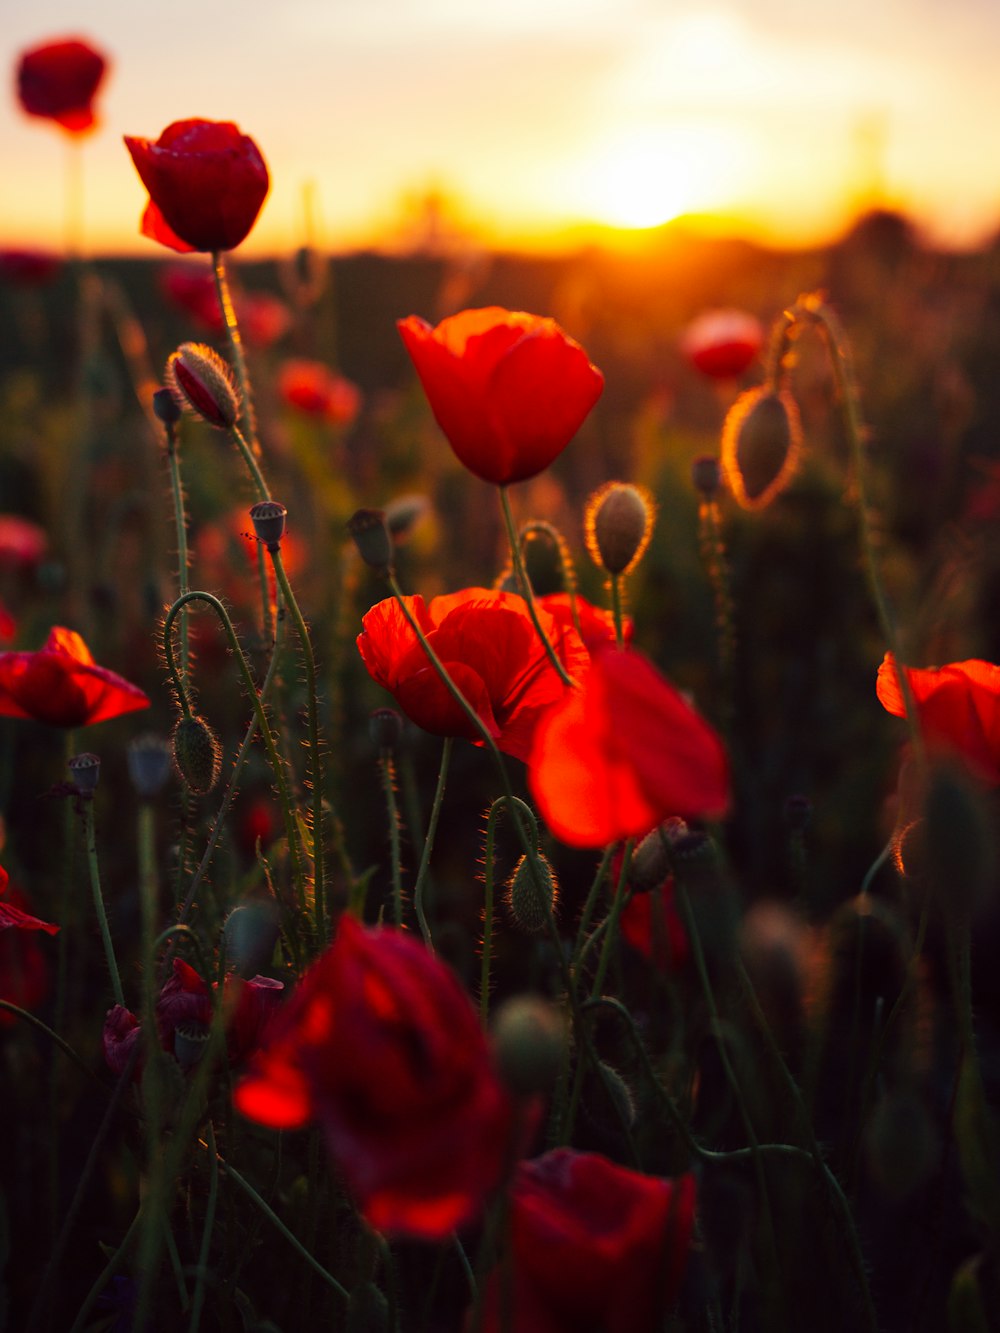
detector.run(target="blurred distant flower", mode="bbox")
[0,626,149,728]
[681,308,763,380]
[278,359,361,425]
[620,875,689,972]
[477,1149,696,1333]
[0,603,15,644]
[235,914,515,1239]
[125,119,269,253]
[1,869,58,1028]
[239,291,291,348]
[154,957,284,1068]
[877,653,1000,785]
[528,645,729,848]
[0,248,61,286]
[161,266,291,347]
[358,589,588,762]
[102,1004,141,1076]
[16,37,108,134]
[0,515,47,569]
[0,867,58,935]
[398,307,603,485]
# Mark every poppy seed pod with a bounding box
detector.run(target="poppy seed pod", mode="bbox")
[248,500,287,551]
[492,995,566,1097]
[165,343,239,430]
[585,482,656,576]
[347,508,394,574]
[172,714,222,794]
[721,386,802,510]
[68,751,100,794]
[506,852,558,934]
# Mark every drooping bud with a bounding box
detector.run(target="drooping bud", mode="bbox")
[492,995,566,1097]
[165,342,240,430]
[224,900,281,977]
[369,707,403,752]
[248,500,287,552]
[629,818,688,892]
[172,714,222,795]
[347,508,394,575]
[505,852,558,935]
[721,386,802,510]
[127,734,173,799]
[585,481,656,576]
[68,752,100,794]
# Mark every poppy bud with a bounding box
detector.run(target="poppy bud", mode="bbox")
[127,734,173,799]
[630,818,688,892]
[721,386,802,510]
[691,454,722,500]
[505,852,558,935]
[68,752,100,794]
[172,714,222,794]
[585,481,655,576]
[165,342,240,430]
[492,995,566,1097]
[248,500,287,551]
[347,508,394,575]
[369,707,403,752]
[224,900,281,976]
[153,386,182,427]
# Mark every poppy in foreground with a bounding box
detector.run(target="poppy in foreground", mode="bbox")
[358,589,588,762]
[398,307,604,485]
[528,645,729,847]
[0,626,149,728]
[877,652,1000,785]
[476,1150,696,1333]
[681,308,763,380]
[124,119,269,253]
[16,37,108,134]
[234,914,513,1239]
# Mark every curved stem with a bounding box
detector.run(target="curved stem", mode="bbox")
[570,846,613,974]
[412,738,452,951]
[497,486,575,688]
[519,519,582,639]
[0,1001,101,1084]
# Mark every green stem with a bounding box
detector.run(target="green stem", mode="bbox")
[609,573,626,649]
[570,846,614,974]
[411,737,452,951]
[379,751,404,927]
[82,797,124,1007]
[188,1121,220,1333]
[230,422,271,503]
[498,485,575,687]
[165,423,190,688]
[0,1002,99,1084]
[212,251,258,444]
[480,798,502,1027]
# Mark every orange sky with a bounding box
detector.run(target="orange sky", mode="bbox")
[4,1,1000,256]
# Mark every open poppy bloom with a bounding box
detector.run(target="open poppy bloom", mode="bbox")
[877,652,1000,785]
[398,307,604,485]
[528,645,729,847]
[125,119,269,253]
[681,308,763,380]
[476,1150,696,1333]
[278,359,361,425]
[235,914,514,1238]
[16,38,108,134]
[0,626,149,728]
[155,958,284,1067]
[358,589,588,762]
[538,593,632,651]
[1,868,58,1028]
[0,867,58,935]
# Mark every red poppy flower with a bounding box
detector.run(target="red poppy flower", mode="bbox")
[124,119,269,254]
[398,307,604,485]
[681,309,763,380]
[0,515,47,569]
[0,626,149,728]
[278,359,361,425]
[358,589,588,762]
[0,248,62,286]
[620,875,689,971]
[537,593,632,651]
[0,869,58,1028]
[16,38,108,135]
[477,1150,696,1333]
[0,602,15,644]
[102,1004,142,1075]
[528,645,729,848]
[238,292,291,349]
[877,653,1000,785]
[155,957,283,1067]
[235,914,514,1238]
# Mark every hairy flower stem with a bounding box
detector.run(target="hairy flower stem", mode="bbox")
[479,796,537,1027]
[698,496,736,733]
[609,573,626,649]
[82,798,124,1008]
[163,420,191,688]
[163,592,306,908]
[569,847,614,974]
[411,738,452,952]
[379,751,404,927]
[269,548,328,939]
[212,251,257,443]
[519,520,582,639]
[230,422,271,503]
[498,486,575,688]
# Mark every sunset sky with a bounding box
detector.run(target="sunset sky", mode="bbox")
[4,0,1000,256]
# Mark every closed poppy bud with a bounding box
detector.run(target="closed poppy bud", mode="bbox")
[691,454,722,499]
[17,38,108,135]
[127,734,173,799]
[492,995,566,1097]
[152,386,182,427]
[224,902,281,976]
[165,343,239,429]
[630,819,688,892]
[172,714,222,794]
[347,508,394,574]
[865,1091,938,1200]
[721,386,802,510]
[124,119,269,254]
[506,852,558,935]
[369,707,403,752]
[585,482,655,576]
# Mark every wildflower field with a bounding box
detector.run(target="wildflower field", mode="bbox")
[5,33,1000,1333]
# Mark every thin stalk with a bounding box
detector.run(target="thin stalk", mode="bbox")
[82,797,124,1007]
[230,422,271,503]
[480,797,502,1027]
[411,738,453,951]
[497,485,575,687]
[569,846,614,974]
[212,251,257,443]
[0,1002,100,1084]
[519,519,582,639]
[609,573,626,649]
[165,421,190,688]
[188,1121,220,1333]
[379,750,404,927]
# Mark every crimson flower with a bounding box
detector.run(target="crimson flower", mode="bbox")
[0,626,149,728]
[278,359,361,425]
[477,1150,696,1333]
[528,645,729,847]
[124,119,269,253]
[358,589,588,762]
[155,957,284,1067]
[681,309,763,380]
[16,38,108,134]
[0,515,47,569]
[537,592,632,651]
[235,914,514,1239]
[620,875,689,972]
[1,868,58,1027]
[0,867,58,935]
[103,1004,142,1075]
[877,652,1000,784]
[398,307,604,485]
